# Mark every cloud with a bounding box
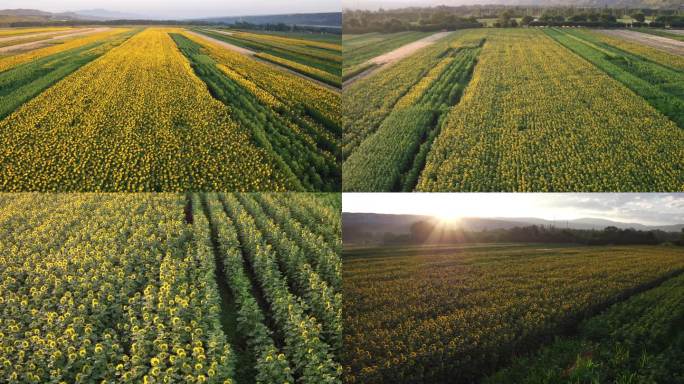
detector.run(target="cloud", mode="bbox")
[343,193,684,225]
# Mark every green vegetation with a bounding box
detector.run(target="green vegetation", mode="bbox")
[633,27,684,41]
[0,192,342,384]
[171,33,340,191]
[0,29,138,120]
[344,243,684,384]
[196,28,341,79]
[343,42,481,191]
[545,28,684,129]
[486,270,684,383]
[342,31,469,159]
[342,31,431,73]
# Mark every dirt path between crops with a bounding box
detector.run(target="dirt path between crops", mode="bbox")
[343,31,452,88]
[0,27,110,54]
[661,29,684,36]
[187,30,255,55]
[0,29,75,43]
[187,30,340,92]
[598,29,684,56]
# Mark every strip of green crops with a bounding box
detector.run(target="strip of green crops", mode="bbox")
[171,33,341,192]
[545,28,684,129]
[0,29,140,120]
[486,270,684,383]
[196,29,340,76]
[343,43,482,192]
[342,33,462,159]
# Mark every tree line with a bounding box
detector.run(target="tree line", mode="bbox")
[343,6,683,33]
[360,221,684,246]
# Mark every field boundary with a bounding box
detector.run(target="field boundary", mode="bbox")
[190,29,340,92]
[343,31,453,88]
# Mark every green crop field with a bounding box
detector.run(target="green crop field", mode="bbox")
[0,193,342,384]
[343,243,684,384]
[342,28,684,192]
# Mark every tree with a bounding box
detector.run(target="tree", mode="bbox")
[521,15,534,25]
[631,12,645,23]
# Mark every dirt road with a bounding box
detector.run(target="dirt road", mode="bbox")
[0,28,111,54]
[661,29,684,36]
[0,29,75,44]
[343,31,452,88]
[186,30,255,55]
[598,29,684,56]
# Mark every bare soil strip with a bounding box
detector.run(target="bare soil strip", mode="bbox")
[188,30,340,92]
[662,29,684,36]
[0,27,110,54]
[343,31,452,88]
[599,29,684,56]
[187,30,255,55]
[0,29,75,43]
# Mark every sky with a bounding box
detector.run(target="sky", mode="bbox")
[343,0,497,10]
[2,0,340,19]
[343,193,684,225]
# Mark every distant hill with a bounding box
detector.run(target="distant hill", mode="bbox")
[72,9,149,21]
[343,212,683,243]
[0,9,342,27]
[349,0,682,10]
[195,12,342,27]
[0,9,91,25]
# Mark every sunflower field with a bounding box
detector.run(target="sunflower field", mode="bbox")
[343,243,684,384]
[0,192,342,384]
[0,27,341,192]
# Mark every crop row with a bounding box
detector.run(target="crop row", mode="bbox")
[343,42,481,191]
[172,33,340,191]
[0,29,139,120]
[196,29,340,78]
[343,244,684,383]
[255,52,340,87]
[342,32,466,159]
[0,28,129,73]
[588,29,684,71]
[182,31,340,146]
[218,193,342,383]
[487,271,684,383]
[0,192,342,383]
[0,194,235,383]
[545,28,683,128]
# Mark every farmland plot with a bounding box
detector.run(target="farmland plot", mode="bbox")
[0,27,341,192]
[417,29,683,192]
[343,244,684,384]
